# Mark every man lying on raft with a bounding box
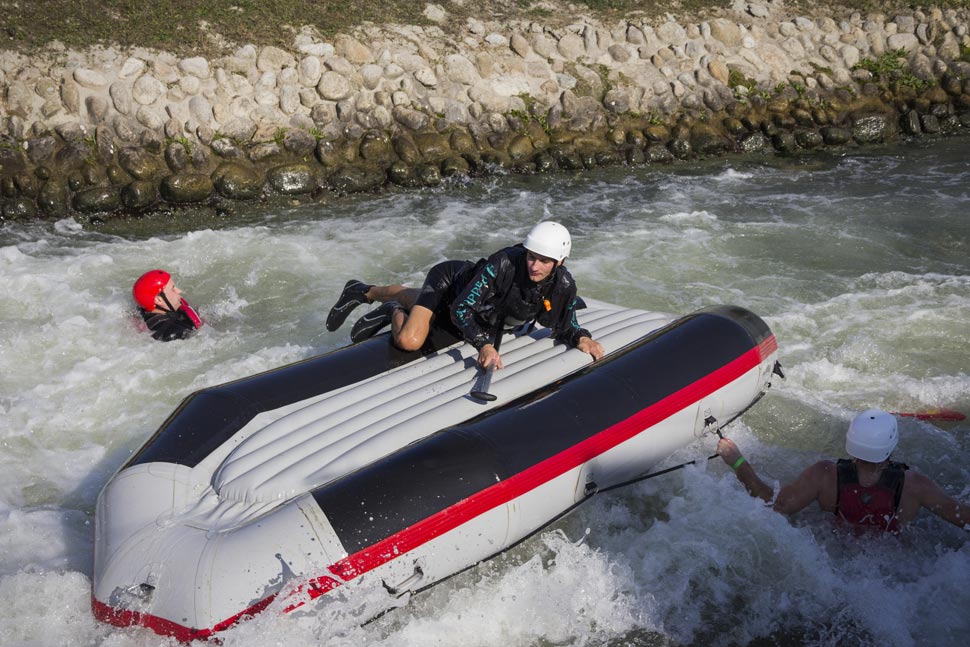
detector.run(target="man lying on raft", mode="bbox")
[325,221,604,370]
[718,409,970,533]
[133,269,203,342]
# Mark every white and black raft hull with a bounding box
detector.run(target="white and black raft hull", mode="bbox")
[92,300,780,640]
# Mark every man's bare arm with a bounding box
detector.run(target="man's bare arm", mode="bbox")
[908,471,970,529]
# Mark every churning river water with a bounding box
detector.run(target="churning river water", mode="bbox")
[1,137,968,647]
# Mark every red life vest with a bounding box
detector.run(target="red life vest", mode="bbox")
[835,459,908,532]
[180,298,203,329]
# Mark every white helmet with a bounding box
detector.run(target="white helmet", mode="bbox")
[845,409,898,462]
[523,221,571,262]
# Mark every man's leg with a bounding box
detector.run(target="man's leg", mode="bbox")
[348,287,422,343]
[364,285,418,306]
[328,283,418,333]
[392,304,434,351]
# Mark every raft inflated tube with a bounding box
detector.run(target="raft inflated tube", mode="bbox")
[92,303,778,641]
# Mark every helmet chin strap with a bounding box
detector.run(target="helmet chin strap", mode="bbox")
[157,292,177,313]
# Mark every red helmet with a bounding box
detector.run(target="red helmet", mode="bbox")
[133,269,171,310]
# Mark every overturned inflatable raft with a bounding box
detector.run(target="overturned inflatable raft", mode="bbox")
[92,300,780,640]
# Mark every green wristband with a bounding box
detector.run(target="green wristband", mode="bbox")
[731,456,746,470]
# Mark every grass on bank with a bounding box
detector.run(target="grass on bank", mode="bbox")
[3,0,969,59]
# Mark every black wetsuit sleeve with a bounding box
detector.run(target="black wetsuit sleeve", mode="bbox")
[450,251,514,350]
[142,309,198,342]
[553,293,592,347]
[545,274,591,347]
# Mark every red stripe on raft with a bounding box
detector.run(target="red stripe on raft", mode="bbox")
[328,340,769,581]
[92,581,282,641]
[758,335,777,360]
[95,334,776,638]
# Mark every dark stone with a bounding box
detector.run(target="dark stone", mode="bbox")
[25,136,58,164]
[738,132,770,153]
[73,186,121,213]
[792,109,815,128]
[942,74,963,96]
[626,146,645,165]
[607,127,627,146]
[533,151,558,173]
[812,108,832,126]
[771,131,797,153]
[81,162,107,187]
[212,162,264,200]
[930,103,951,119]
[594,150,621,166]
[106,165,130,185]
[388,161,418,187]
[329,165,386,193]
[95,125,116,162]
[315,140,343,167]
[960,113,970,128]
[643,125,670,142]
[508,134,535,160]
[121,180,158,210]
[760,120,779,137]
[159,173,214,204]
[282,129,316,156]
[359,131,394,164]
[414,133,451,161]
[550,146,583,170]
[248,142,283,163]
[165,142,189,172]
[480,151,512,168]
[487,131,513,152]
[851,113,894,143]
[267,163,318,195]
[668,137,692,159]
[139,130,164,154]
[900,110,922,136]
[0,146,27,174]
[940,115,962,134]
[440,155,470,177]
[211,137,244,160]
[392,135,422,165]
[690,124,731,155]
[55,141,90,169]
[37,179,69,217]
[722,117,747,137]
[794,129,824,149]
[461,152,483,172]
[67,172,84,192]
[820,126,852,145]
[34,166,51,181]
[449,129,476,155]
[119,147,163,180]
[417,164,441,186]
[772,112,797,129]
[740,116,760,132]
[2,198,37,220]
[13,173,38,198]
[920,114,941,134]
[645,143,674,163]
[2,176,16,198]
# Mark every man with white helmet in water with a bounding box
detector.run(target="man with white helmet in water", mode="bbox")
[326,221,604,368]
[132,269,203,342]
[717,409,970,532]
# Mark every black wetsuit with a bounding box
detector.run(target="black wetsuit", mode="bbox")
[447,245,591,350]
[140,307,199,342]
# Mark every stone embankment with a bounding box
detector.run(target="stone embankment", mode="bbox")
[1,1,970,221]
